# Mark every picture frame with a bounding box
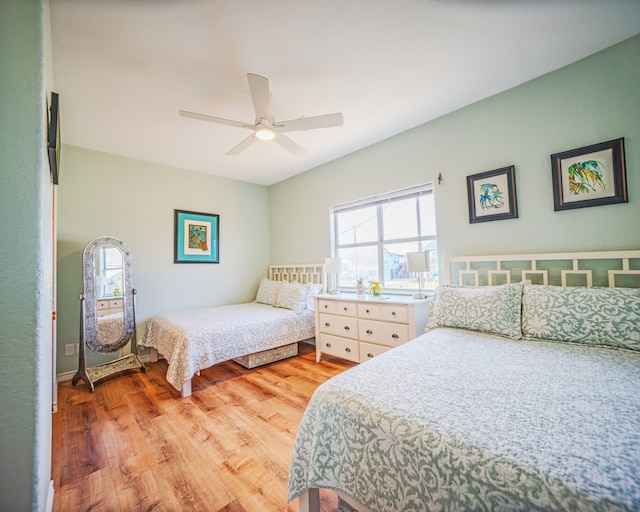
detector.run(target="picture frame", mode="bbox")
[174,209,219,263]
[48,92,60,185]
[466,165,518,223]
[551,138,627,211]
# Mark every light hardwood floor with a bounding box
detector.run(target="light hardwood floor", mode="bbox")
[52,342,356,512]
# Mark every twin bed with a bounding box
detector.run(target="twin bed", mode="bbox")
[289,251,640,512]
[140,263,323,397]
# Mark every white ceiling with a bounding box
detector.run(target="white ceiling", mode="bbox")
[51,1,640,186]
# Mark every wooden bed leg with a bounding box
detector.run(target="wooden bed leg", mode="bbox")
[298,489,320,512]
[181,379,192,398]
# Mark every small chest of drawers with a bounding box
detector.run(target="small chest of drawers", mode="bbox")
[315,294,429,363]
[96,298,124,317]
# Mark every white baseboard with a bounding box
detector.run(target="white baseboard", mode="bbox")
[45,480,54,512]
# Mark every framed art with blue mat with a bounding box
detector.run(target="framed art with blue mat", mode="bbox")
[174,209,219,263]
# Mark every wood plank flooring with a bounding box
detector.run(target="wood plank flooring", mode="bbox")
[52,343,356,512]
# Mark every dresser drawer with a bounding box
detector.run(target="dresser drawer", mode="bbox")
[381,304,409,323]
[318,334,359,363]
[109,299,124,309]
[358,319,410,347]
[97,300,110,310]
[357,303,383,319]
[359,341,390,362]
[319,313,358,339]
[318,299,357,316]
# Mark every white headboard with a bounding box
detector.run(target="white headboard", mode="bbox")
[268,263,325,287]
[446,250,640,288]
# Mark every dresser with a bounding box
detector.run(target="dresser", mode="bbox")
[314,293,430,363]
[96,297,124,318]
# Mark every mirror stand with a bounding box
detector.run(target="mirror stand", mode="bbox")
[72,236,145,392]
[72,289,145,392]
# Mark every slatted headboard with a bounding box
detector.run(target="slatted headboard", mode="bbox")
[446,250,640,288]
[269,263,325,288]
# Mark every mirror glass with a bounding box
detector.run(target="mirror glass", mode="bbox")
[83,236,135,353]
[94,245,126,345]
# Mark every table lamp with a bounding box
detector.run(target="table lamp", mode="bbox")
[406,251,430,299]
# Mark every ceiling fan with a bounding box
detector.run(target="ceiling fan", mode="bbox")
[179,73,343,157]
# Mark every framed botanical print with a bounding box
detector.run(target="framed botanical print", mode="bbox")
[466,165,518,223]
[174,209,219,263]
[551,138,627,211]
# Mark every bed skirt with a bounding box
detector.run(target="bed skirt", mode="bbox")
[232,342,298,369]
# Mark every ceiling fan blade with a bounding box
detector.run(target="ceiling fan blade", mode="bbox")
[179,110,252,130]
[247,73,272,121]
[273,133,308,157]
[277,112,344,133]
[226,134,257,155]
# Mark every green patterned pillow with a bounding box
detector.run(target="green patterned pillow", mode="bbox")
[426,283,523,339]
[522,285,640,351]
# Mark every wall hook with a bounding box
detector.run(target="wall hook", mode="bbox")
[437,172,442,185]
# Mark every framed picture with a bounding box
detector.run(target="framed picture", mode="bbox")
[174,209,219,263]
[551,138,627,211]
[48,92,60,185]
[466,165,518,223]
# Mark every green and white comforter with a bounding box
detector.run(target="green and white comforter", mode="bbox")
[288,327,640,511]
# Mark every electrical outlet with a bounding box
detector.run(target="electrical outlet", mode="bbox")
[64,344,75,356]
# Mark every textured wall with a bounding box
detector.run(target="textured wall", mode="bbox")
[0,1,53,510]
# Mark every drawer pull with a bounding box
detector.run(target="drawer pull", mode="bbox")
[367,353,374,358]
[344,326,350,331]
[366,329,373,335]
[365,309,370,313]
[324,304,329,309]
[325,342,332,348]
[392,334,400,339]
[392,311,397,316]
[345,347,351,352]
[343,306,348,311]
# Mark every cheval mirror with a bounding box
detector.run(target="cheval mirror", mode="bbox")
[72,236,145,392]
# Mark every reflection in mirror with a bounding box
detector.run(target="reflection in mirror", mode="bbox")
[94,246,126,345]
[96,246,124,298]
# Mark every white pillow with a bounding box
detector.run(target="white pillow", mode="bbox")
[255,277,282,306]
[305,283,324,311]
[274,281,311,313]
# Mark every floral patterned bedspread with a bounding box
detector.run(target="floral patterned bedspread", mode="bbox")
[288,327,640,511]
[140,302,314,391]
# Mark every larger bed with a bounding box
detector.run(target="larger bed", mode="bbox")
[288,251,640,512]
[140,263,323,397]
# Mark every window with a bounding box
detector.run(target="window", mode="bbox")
[331,184,438,294]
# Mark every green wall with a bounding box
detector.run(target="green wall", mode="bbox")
[56,146,270,375]
[0,0,53,510]
[269,35,640,270]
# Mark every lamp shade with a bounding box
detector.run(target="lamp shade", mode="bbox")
[324,257,342,273]
[406,251,429,273]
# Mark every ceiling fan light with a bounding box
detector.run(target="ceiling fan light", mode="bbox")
[255,126,276,141]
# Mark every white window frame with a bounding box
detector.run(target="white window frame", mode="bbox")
[331,183,437,295]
